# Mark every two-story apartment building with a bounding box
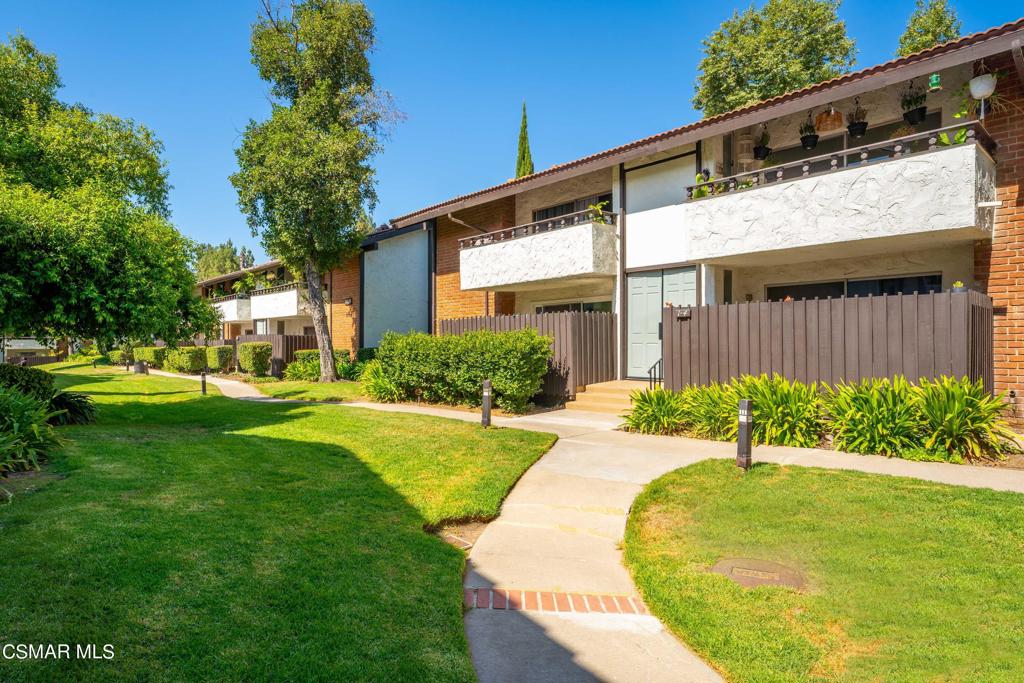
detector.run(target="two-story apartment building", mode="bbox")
[200,18,1024,403]
[352,18,1024,397]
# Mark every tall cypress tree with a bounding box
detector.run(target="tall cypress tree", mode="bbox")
[515,101,534,178]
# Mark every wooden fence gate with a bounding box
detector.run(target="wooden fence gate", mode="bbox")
[662,290,993,391]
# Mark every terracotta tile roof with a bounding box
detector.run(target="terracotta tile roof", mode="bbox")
[389,16,1024,228]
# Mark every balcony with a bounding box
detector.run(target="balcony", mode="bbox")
[250,282,307,319]
[459,210,618,291]
[678,123,997,263]
[211,294,251,323]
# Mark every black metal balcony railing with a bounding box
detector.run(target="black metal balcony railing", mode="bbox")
[458,209,617,250]
[685,122,997,202]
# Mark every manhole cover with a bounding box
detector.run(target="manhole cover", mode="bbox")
[710,558,805,589]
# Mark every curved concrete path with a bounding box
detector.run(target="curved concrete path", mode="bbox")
[146,369,1024,682]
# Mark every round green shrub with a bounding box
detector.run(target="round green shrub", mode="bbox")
[135,346,166,368]
[207,345,234,373]
[163,346,207,373]
[238,342,273,376]
[0,364,55,402]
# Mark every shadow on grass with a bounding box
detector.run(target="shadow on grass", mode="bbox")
[1,369,586,682]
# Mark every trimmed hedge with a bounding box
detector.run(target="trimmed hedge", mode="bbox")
[0,364,55,402]
[238,342,272,376]
[207,345,234,373]
[624,374,1019,462]
[135,346,166,368]
[164,346,207,373]
[366,329,551,413]
[108,348,134,364]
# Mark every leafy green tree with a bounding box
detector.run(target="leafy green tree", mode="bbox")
[194,239,256,280]
[515,101,533,178]
[693,0,856,117]
[231,0,392,382]
[897,0,961,57]
[0,34,217,346]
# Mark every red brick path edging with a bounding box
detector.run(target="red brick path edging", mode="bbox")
[464,588,649,615]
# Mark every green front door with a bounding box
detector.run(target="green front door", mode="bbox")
[627,267,696,378]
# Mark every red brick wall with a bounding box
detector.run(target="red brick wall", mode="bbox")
[434,196,516,327]
[974,51,1024,414]
[328,256,361,355]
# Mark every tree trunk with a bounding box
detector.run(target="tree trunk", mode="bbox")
[303,259,337,383]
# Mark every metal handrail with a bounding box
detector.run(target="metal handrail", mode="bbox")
[685,121,997,201]
[648,358,663,390]
[458,209,617,249]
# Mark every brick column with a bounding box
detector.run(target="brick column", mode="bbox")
[974,51,1024,418]
[328,255,361,356]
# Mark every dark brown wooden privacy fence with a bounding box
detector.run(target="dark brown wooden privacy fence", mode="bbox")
[439,311,616,399]
[662,290,993,391]
[233,334,318,376]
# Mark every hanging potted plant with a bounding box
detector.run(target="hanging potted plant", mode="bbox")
[799,113,818,150]
[753,125,771,161]
[815,103,843,132]
[900,80,927,125]
[846,97,868,138]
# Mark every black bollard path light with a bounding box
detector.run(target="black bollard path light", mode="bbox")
[481,379,492,428]
[737,399,753,471]
[201,371,207,396]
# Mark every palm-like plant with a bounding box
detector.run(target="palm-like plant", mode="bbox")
[825,377,921,456]
[622,388,687,434]
[735,374,823,448]
[917,377,1019,461]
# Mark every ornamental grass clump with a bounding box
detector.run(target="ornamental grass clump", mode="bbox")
[0,386,63,473]
[622,388,688,434]
[734,374,823,448]
[916,377,1019,462]
[622,373,1018,463]
[825,377,922,456]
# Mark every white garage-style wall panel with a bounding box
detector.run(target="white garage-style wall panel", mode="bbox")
[363,229,430,347]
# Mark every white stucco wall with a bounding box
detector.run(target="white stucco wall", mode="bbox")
[251,287,304,319]
[460,222,618,291]
[729,244,975,303]
[625,143,993,269]
[214,298,251,323]
[514,168,613,226]
[685,144,993,261]
[363,229,429,347]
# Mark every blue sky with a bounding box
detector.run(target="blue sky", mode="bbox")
[3,1,1020,262]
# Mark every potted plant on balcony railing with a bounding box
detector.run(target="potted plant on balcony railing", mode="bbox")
[752,126,771,161]
[951,280,967,293]
[846,98,868,138]
[900,80,928,125]
[587,200,610,224]
[799,113,818,150]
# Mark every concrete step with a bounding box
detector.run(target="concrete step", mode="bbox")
[580,386,645,400]
[566,397,631,414]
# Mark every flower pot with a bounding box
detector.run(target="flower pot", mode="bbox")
[847,121,868,139]
[753,145,771,161]
[902,106,927,125]
[951,285,968,293]
[800,134,819,150]
[969,73,997,100]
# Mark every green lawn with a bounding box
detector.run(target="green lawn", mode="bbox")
[1,363,555,682]
[251,378,364,402]
[625,460,1024,682]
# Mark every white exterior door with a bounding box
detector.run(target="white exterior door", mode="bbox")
[627,267,696,378]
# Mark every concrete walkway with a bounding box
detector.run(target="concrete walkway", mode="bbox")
[144,369,1024,682]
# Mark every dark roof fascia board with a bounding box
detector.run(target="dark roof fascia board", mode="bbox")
[197,259,282,287]
[361,221,428,246]
[389,24,1023,229]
